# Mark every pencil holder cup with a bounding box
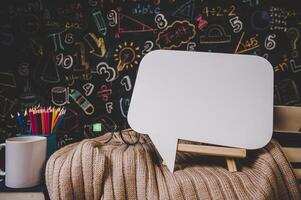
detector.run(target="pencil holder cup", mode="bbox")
[16,133,57,159]
[45,134,57,158]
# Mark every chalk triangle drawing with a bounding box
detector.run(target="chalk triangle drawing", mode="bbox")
[40,54,60,83]
[118,13,157,34]
[172,0,195,20]
[234,32,259,54]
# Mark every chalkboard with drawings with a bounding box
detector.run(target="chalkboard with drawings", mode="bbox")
[0,0,300,148]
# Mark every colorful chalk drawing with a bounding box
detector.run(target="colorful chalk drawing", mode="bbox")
[84,33,106,57]
[117,12,157,36]
[156,20,196,49]
[113,42,141,71]
[0,0,301,146]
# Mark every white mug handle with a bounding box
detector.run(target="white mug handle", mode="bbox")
[0,143,5,176]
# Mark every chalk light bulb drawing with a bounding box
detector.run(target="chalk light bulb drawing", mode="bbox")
[114,42,141,72]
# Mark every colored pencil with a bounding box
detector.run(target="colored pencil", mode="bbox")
[33,109,38,135]
[41,108,45,135]
[53,109,66,133]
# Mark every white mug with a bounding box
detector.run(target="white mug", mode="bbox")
[0,136,47,188]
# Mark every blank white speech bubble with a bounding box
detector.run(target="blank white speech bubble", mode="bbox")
[128,50,274,171]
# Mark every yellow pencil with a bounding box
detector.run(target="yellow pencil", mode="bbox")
[51,107,57,133]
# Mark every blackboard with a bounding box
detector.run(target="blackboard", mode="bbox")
[0,0,300,148]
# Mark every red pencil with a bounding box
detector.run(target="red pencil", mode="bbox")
[33,109,38,135]
[29,108,33,135]
[52,109,63,129]
[45,107,49,135]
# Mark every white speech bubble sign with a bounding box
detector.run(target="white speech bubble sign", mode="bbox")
[128,50,274,171]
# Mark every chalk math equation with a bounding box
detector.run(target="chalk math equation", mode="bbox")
[0,0,300,146]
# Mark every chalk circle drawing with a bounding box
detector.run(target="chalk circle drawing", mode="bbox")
[51,86,70,106]
[264,34,277,50]
[0,72,16,88]
[120,75,132,91]
[156,20,196,49]
[83,83,94,96]
[114,42,141,72]
[107,10,118,27]
[55,53,73,69]
[69,89,94,115]
[96,62,116,82]
[19,14,40,34]
[251,10,271,31]
[200,24,231,44]
[142,40,154,55]
[97,85,112,102]
[229,16,243,33]
[155,13,168,29]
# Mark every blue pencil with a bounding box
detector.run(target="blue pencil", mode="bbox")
[53,109,66,133]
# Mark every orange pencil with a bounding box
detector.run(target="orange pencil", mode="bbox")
[46,107,50,134]
[51,107,60,133]
[41,108,45,135]
[33,108,38,135]
[52,109,63,129]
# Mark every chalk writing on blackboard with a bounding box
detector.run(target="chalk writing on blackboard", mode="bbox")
[0,72,16,88]
[96,62,116,82]
[234,32,259,54]
[113,42,141,71]
[84,33,106,58]
[120,75,132,92]
[1,0,301,145]
[156,20,196,49]
[40,54,61,83]
[200,24,231,44]
[105,102,113,114]
[97,85,112,102]
[0,96,17,118]
[172,0,195,20]
[82,83,94,96]
[51,87,70,106]
[117,12,157,36]
[69,89,94,115]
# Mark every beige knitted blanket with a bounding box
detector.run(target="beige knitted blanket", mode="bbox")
[46,130,301,200]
